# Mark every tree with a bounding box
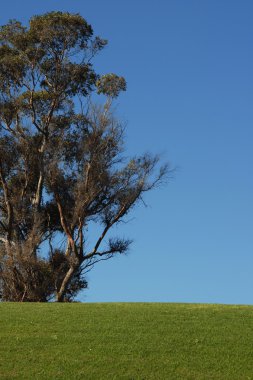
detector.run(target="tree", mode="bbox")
[0,12,168,302]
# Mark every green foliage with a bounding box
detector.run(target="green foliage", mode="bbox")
[0,303,253,379]
[96,73,127,97]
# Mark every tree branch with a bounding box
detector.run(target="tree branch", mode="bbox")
[0,165,14,248]
[83,204,129,260]
[55,193,78,257]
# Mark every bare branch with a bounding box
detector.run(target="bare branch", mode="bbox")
[0,165,14,246]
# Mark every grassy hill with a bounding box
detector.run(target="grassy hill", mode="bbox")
[0,303,253,379]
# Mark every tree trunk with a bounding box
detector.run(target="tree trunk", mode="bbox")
[56,265,76,302]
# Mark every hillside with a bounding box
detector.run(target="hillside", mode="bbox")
[0,303,253,379]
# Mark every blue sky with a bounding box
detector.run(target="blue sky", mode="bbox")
[1,1,252,304]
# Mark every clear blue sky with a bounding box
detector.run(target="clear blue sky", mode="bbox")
[1,1,252,304]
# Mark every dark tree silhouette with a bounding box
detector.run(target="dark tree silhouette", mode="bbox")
[0,12,168,302]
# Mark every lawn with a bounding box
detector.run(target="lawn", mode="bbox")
[0,303,252,379]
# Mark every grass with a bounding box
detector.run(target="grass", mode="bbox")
[0,303,253,379]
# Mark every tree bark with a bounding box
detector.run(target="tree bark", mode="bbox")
[56,265,76,302]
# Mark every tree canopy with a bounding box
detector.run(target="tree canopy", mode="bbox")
[0,12,168,302]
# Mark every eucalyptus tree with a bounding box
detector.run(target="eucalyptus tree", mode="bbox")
[0,12,167,302]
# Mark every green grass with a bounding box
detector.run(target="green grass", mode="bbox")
[0,303,253,379]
